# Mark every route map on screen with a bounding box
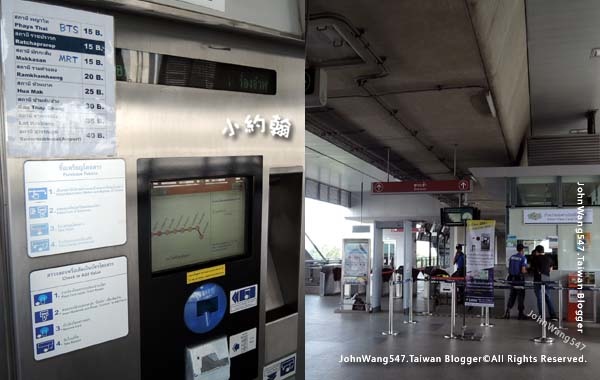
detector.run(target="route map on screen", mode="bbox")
[150,177,247,272]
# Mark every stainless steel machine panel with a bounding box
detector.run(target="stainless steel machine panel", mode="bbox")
[0,2,304,379]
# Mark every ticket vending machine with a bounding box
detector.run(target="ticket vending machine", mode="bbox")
[137,156,263,379]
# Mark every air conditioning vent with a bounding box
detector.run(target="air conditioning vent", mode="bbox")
[528,135,600,165]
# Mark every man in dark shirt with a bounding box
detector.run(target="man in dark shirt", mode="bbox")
[531,245,558,321]
[504,243,528,320]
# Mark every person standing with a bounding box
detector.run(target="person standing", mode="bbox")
[531,245,558,321]
[452,244,465,303]
[504,243,528,320]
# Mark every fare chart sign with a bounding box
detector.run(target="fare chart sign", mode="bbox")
[1,0,116,157]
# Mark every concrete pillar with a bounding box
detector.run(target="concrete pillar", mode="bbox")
[372,227,383,311]
[450,226,465,252]
[403,220,414,310]
[496,232,506,264]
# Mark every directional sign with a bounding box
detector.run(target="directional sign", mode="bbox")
[371,179,471,194]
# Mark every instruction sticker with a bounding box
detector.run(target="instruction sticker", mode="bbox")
[229,328,256,358]
[229,284,258,314]
[1,0,116,157]
[30,257,129,361]
[24,159,126,257]
[263,353,297,380]
[186,264,226,284]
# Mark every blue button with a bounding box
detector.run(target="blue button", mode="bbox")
[184,283,226,334]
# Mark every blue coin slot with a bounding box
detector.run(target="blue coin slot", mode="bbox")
[184,283,226,334]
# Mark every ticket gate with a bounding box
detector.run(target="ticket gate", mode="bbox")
[0,1,305,379]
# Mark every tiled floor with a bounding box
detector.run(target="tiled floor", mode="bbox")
[305,295,600,380]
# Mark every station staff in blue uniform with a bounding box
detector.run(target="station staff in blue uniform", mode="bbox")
[452,244,465,277]
[452,244,465,303]
[503,243,528,320]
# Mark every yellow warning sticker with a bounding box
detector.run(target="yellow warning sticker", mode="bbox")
[187,265,226,284]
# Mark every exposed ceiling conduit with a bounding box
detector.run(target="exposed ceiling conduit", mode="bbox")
[329,84,487,99]
[309,12,464,179]
[357,81,464,178]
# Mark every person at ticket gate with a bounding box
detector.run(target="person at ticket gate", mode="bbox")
[452,244,465,303]
[504,243,528,320]
[531,245,558,321]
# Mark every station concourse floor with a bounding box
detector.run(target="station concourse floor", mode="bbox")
[305,295,600,380]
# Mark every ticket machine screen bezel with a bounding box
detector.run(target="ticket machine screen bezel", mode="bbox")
[137,156,262,380]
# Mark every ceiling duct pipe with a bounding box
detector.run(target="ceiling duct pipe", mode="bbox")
[587,110,597,134]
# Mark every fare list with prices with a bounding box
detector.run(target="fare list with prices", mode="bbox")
[1,0,116,157]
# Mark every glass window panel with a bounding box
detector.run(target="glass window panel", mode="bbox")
[562,176,600,206]
[516,176,557,206]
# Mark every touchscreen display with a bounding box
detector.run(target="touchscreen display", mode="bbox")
[150,177,247,272]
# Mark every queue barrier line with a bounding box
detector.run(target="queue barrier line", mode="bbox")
[378,276,598,341]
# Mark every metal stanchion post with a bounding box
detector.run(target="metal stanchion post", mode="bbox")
[404,279,417,324]
[418,277,433,316]
[480,306,494,327]
[425,277,432,315]
[533,283,554,343]
[557,281,567,330]
[382,281,398,336]
[444,281,458,339]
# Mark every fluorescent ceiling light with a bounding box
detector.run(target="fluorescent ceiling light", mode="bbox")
[485,91,497,118]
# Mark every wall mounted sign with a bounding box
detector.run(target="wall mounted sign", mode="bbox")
[1,0,116,157]
[523,209,593,224]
